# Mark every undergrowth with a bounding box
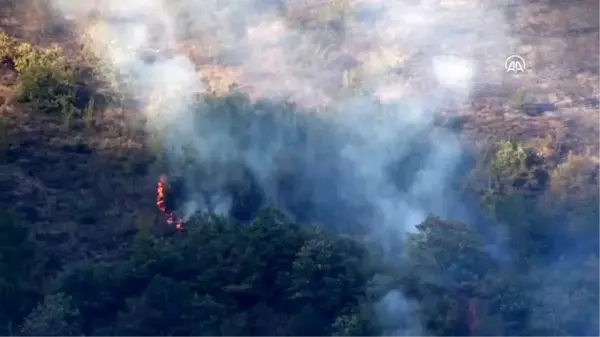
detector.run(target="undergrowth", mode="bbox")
[0,33,76,115]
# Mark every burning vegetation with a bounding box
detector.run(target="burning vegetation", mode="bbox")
[156,174,183,231]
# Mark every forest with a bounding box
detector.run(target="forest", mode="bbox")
[0,0,599,335]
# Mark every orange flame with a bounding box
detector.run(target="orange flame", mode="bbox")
[157,175,183,231]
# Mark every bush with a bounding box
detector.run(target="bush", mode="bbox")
[20,293,82,336]
[489,140,549,196]
[12,42,76,115]
[0,212,46,334]
[0,32,16,61]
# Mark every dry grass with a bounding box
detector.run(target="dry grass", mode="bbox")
[0,25,154,261]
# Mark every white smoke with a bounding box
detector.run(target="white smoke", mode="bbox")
[432,55,475,90]
[376,290,423,336]
[48,0,517,334]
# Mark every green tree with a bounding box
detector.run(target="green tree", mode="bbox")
[20,293,82,336]
[482,141,557,265]
[30,208,376,336]
[0,212,46,334]
[526,256,599,336]
[12,42,76,115]
[403,217,499,336]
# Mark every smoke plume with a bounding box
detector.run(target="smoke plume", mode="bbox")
[49,0,520,334]
[49,0,515,226]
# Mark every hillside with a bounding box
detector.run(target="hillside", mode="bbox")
[0,0,598,335]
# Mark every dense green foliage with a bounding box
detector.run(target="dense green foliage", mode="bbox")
[18,209,377,336]
[0,34,76,115]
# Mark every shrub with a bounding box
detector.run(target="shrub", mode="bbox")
[0,212,46,334]
[489,140,549,195]
[0,32,17,61]
[13,42,76,115]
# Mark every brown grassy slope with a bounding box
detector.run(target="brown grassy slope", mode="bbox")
[0,76,159,265]
[0,1,161,264]
[459,0,599,155]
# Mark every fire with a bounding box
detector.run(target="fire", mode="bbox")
[157,174,184,231]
